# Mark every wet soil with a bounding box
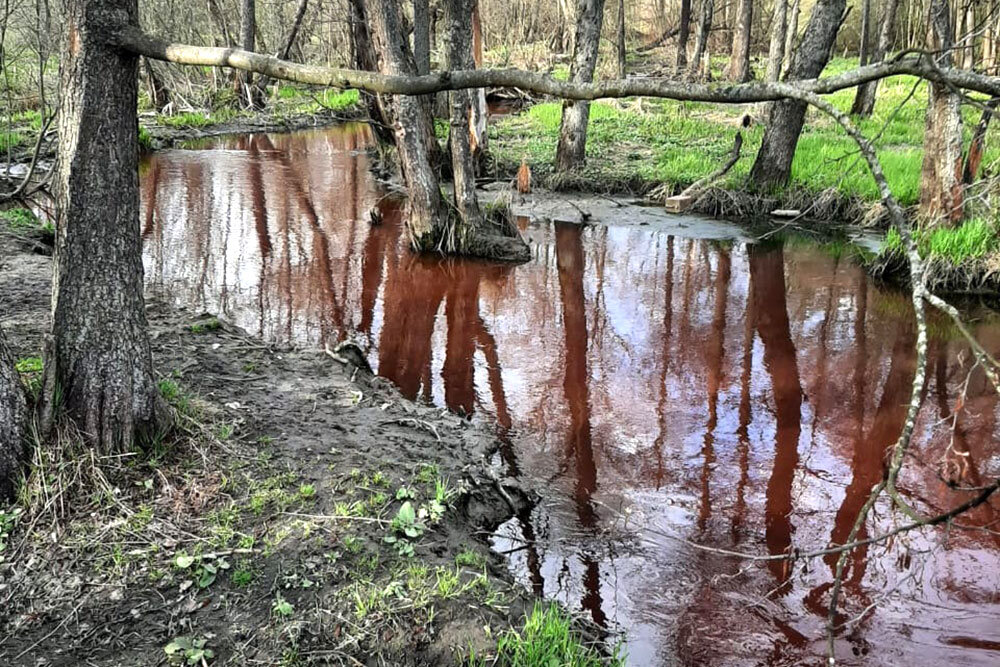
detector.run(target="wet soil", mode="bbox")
[0,230,542,664]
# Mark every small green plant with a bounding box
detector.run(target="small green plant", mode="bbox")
[272,594,294,618]
[395,486,415,500]
[231,567,254,587]
[455,548,485,569]
[0,507,23,562]
[164,636,214,665]
[158,378,180,400]
[2,208,39,230]
[298,483,316,500]
[492,604,623,667]
[189,318,222,334]
[390,501,424,538]
[174,552,230,589]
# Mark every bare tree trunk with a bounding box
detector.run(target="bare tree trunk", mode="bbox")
[42,0,170,452]
[0,326,26,501]
[962,2,976,71]
[749,0,846,187]
[849,0,873,114]
[691,0,715,79]
[556,0,606,171]
[677,0,692,71]
[253,0,309,97]
[143,57,170,112]
[366,0,443,246]
[616,0,627,79]
[920,0,965,224]
[350,0,394,142]
[413,0,431,74]
[784,0,800,69]
[765,0,788,82]
[234,0,261,107]
[470,1,487,154]
[206,0,232,47]
[725,0,753,81]
[963,97,1000,184]
[852,0,900,116]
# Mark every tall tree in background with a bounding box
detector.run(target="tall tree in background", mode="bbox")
[765,0,787,82]
[920,0,964,223]
[42,0,170,451]
[748,0,846,187]
[725,0,753,81]
[676,0,691,71]
[616,0,626,79]
[0,326,26,501]
[691,0,714,78]
[235,0,259,107]
[848,0,873,114]
[851,0,900,116]
[556,0,606,171]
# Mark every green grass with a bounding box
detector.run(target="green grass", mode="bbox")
[0,131,24,152]
[490,56,1000,206]
[1,207,39,230]
[157,108,241,128]
[481,604,623,667]
[885,218,999,263]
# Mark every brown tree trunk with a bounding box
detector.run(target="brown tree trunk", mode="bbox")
[725,0,753,81]
[691,0,715,79]
[852,0,901,117]
[963,98,999,184]
[556,0,606,171]
[920,0,964,224]
[748,0,846,187]
[0,326,27,501]
[42,0,170,452]
[143,57,171,112]
[350,0,394,143]
[765,0,788,82]
[677,0,692,71]
[470,1,487,155]
[616,0,627,79]
[253,0,310,97]
[206,0,233,47]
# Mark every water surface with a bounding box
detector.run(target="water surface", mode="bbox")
[140,124,1000,666]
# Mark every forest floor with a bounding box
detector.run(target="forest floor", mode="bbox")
[0,230,614,666]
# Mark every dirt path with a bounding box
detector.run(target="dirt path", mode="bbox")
[0,230,548,666]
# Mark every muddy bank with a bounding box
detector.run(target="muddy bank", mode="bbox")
[0,229,606,666]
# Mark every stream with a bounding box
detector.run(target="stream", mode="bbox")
[140,122,1000,666]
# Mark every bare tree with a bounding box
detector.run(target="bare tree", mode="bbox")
[691,0,715,79]
[725,0,753,81]
[920,0,964,224]
[40,0,170,452]
[677,0,692,71]
[852,0,901,116]
[0,326,26,501]
[765,0,788,82]
[555,0,606,171]
[748,0,846,186]
[616,0,626,79]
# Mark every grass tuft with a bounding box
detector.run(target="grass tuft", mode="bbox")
[481,604,624,667]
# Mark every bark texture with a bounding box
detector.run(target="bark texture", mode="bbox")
[748,0,845,187]
[765,0,787,82]
[0,327,26,501]
[920,0,964,224]
[616,0,626,79]
[690,0,714,79]
[851,0,900,117]
[234,0,261,107]
[725,0,753,82]
[676,0,691,71]
[555,0,605,171]
[848,0,872,115]
[413,0,431,75]
[44,0,170,451]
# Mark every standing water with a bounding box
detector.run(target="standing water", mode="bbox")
[141,124,1000,666]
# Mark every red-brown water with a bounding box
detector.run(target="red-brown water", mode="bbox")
[140,125,1000,666]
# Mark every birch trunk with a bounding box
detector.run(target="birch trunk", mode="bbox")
[555,0,606,171]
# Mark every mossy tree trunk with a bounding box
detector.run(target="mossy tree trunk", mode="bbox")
[0,326,27,501]
[41,0,170,452]
[555,0,605,171]
[920,0,964,224]
[748,0,845,187]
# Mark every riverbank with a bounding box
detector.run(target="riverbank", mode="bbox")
[0,228,618,665]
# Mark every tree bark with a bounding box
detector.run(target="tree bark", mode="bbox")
[691,0,715,79]
[616,0,627,79]
[555,0,606,171]
[725,0,753,82]
[963,97,1000,184]
[0,326,26,501]
[143,57,171,112]
[413,0,432,75]
[848,0,872,115]
[748,0,846,187]
[765,0,787,82]
[677,0,691,71]
[920,0,964,224]
[852,0,901,117]
[42,0,170,452]
[253,0,310,98]
[234,0,260,107]
[784,0,800,72]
